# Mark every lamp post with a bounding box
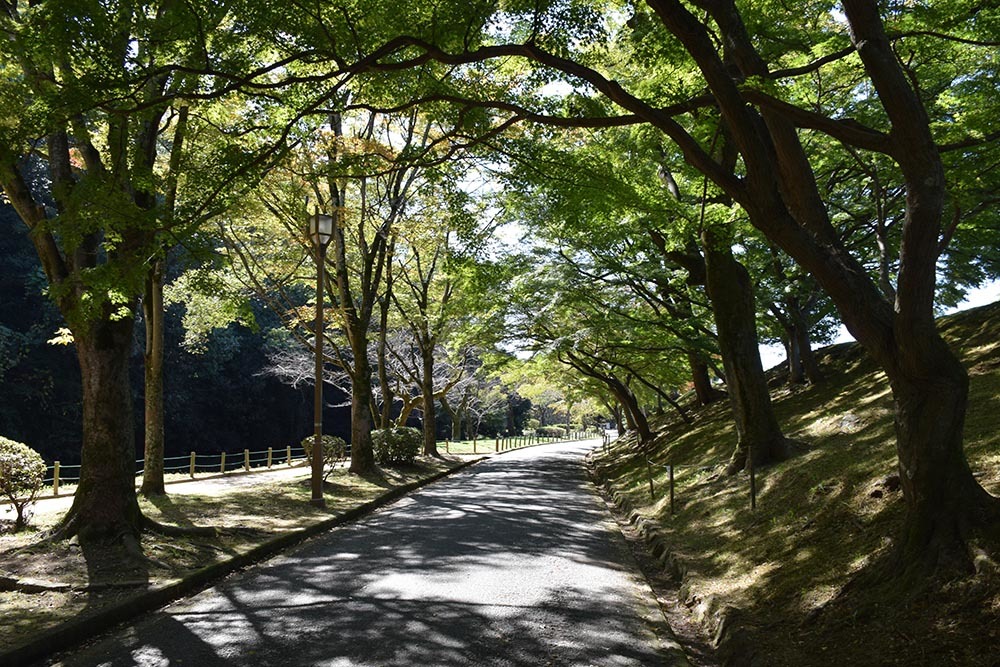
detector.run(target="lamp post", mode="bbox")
[309,212,334,507]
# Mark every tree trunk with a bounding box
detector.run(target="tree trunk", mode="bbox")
[611,404,624,435]
[55,317,144,542]
[688,351,725,405]
[702,231,790,472]
[140,261,166,496]
[440,396,461,441]
[888,334,997,574]
[786,329,804,385]
[420,346,439,456]
[791,306,822,384]
[348,350,376,474]
[610,382,652,444]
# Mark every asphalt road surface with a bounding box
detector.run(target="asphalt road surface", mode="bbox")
[50,441,688,666]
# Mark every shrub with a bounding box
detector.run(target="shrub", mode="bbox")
[0,437,47,531]
[537,425,567,438]
[300,434,347,479]
[371,427,421,466]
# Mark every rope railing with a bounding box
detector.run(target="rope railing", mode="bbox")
[441,429,604,454]
[37,429,604,499]
[40,445,312,498]
[642,457,757,513]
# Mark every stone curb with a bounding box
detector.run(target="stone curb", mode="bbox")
[585,453,750,667]
[0,457,485,667]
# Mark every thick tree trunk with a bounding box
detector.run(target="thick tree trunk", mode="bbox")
[888,335,997,574]
[420,347,439,456]
[702,231,790,472]
[348,350,376,474]
[688,351,725,405]
[56,317,144,542]
[140,262,165,496]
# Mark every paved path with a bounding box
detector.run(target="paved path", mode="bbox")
[48,441,687,666]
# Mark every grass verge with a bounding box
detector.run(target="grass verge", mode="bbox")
[0,456,468,659]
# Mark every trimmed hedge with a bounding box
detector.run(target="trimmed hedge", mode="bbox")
[372,427,421,466]
[300,434,348,479]
[0,436,46,531]
[536,425,568,438]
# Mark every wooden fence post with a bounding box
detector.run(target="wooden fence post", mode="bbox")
[647,460,655,500]
[669,465,675,515]
[220,451,226,474]
[267,447,273,469]
[189,452,196,478]
[287,445,292,465]
[53,461,60,497]
[445,440,450,454]
[244,449,250,472]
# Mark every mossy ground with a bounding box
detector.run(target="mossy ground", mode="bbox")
[592,301,1000,666]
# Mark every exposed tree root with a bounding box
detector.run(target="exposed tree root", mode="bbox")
[142,515,218,538]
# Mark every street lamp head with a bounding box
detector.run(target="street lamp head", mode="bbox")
[308,212,335,247]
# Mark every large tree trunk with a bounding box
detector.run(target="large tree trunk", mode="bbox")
[140,261,165,496]
[887,334,996,574]
[56,317,144,542]
[702,231,790,472]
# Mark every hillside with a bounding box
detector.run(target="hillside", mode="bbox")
[591,300,1000,666]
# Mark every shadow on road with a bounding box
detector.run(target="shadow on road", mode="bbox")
[55,443,677,666]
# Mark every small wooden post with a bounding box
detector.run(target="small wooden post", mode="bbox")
[267,447,273,469]
[749,451,757,511]
[445,440,450,454]
[53,461,60,496]
[220,451,226,474]
[244,449,250,472]
[473,439,477,454]
[647,460,655,500]
[669,464,675,515]
[189,452,196,478]
[286,445,292,465]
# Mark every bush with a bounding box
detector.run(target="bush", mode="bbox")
[537,425,567,438]
[0,436,47,531]
[300,434,347,479]
[372,427,421,466]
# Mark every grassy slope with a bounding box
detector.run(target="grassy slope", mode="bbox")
[591,300,1000,666]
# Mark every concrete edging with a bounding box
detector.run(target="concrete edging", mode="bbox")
[0,456,484,667]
